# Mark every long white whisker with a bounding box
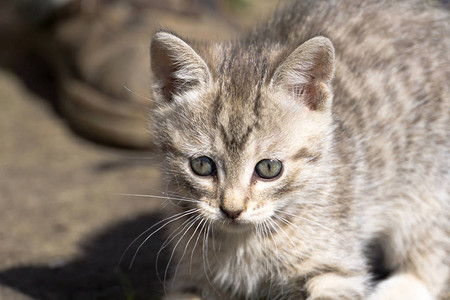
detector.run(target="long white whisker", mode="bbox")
[155,213,200,282]
[262,220,275,297]
[210,222,218,260]
[127,208,200,269]
[265,220,279,255]
[118,208,199,269]
[170,215,204,291]
[266,218,285,284]
[204,221,214,276]
[158,215,196,256]
[267,219,285,296]
[123,85,153,102]
[190,219,207,274]
[256,223,269,273]
[272,215,296,248]
[164,214,201,293]
[116,193,201,204]
[202,220,220,296]
[273,209,342,240]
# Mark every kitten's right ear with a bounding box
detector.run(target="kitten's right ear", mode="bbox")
[150,31,211,103]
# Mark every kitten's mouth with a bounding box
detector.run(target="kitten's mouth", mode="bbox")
[216,218,253,232]
[227,219,241,226]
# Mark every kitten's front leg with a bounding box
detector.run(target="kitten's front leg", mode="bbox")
[368,274,433,300]
[305,272,368,300]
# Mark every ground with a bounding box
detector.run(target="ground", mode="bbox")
[0,70,167,299]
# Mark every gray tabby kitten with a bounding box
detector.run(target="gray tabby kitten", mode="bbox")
[149,0,449,299]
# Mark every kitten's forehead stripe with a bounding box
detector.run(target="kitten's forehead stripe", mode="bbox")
[252,60,267,122]
[213,48,269,154]
[219,124,254,154]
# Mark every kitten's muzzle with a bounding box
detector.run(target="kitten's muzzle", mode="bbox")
[219,205,243,219]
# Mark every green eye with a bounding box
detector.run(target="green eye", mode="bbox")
[190,156,217,176]
[255,159,282,179]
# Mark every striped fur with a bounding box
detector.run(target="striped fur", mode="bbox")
[150,0,449,299]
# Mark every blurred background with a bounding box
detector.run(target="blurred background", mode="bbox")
[0,0,278,299]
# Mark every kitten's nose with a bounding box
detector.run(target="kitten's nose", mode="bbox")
[220,205,243,219]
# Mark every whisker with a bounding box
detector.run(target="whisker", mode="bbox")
[116,193,201,204]
[266,220,279,255]
[164,215,201,293]
[155,214,200,282]
[170,215,204,291]
[273,209,342,240]
[268,218,286,297]
[118,208,198,269]
[112,156,155,160]
[123,85,153,102]
[265,220,282,276]
[270,215,296,248]
[158,217,190,253]
[118,185,197,201]
[126,208,200,269]
[259,220,276,297]
[190,219,207,274]
[256,223,269,273]
[204,221,214,276]
[210,222,218,260]
[202,220,220,296]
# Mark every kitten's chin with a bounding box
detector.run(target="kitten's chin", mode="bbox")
[214,219,254,233]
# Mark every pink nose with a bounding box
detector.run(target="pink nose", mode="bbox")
[220,206,243,219]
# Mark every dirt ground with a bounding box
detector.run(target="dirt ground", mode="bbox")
[0,1,279,299]
[0,69,168,299]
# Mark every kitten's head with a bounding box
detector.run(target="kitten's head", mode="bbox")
[150,31,336,233]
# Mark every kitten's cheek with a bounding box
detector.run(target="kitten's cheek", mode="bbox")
[244,202,275,223]
[197,201,222,220]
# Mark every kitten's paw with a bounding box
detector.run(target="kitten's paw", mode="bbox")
[306,273,367,300]
[369,274,433,300]
[163,293,202,300]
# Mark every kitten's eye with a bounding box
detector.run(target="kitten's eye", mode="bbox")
[190,156,217,176]
[255,159,282,179]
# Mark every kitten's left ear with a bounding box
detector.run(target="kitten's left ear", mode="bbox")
[270,36,335,111]
[150,31,211,103]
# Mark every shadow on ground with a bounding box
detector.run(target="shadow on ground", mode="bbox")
[0,213,169,300]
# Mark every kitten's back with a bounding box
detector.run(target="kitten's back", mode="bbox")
[261,0,450,296]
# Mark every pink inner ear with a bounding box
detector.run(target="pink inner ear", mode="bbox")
[290,79,329,111]
[303,84,319,111]
[272,37,335,111]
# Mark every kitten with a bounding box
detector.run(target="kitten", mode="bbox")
[149,0,449,299]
